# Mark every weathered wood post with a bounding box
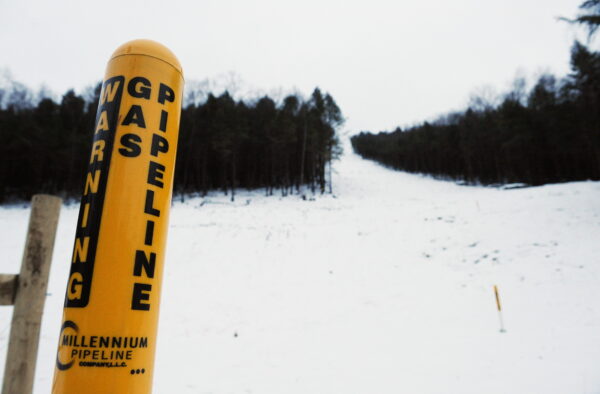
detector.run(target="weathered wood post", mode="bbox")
[0,275,18,306]
[1,194,62,394]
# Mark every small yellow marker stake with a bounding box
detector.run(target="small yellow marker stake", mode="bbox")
[51,39,183,394]
[494,285,506,333]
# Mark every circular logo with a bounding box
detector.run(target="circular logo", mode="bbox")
[56,320,79,371]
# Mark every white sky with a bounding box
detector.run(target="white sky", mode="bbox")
[0,0,590,133]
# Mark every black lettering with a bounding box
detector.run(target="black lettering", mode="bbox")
[159,110,168,132]
[151,134,169,157]
[140,337,148,348]
[122,105,146,128]
[158,83,175,104]
[131,283,152,311]
[134,250,156,278]
[144,190,160,217]
[148,161,165,188]
[144,220,154,246]
[128,77,151,99]
[118,133,142,157]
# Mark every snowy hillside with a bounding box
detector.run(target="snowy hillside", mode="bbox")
[1,143,600,393]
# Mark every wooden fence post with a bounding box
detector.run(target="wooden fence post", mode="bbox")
[1,194,61,394]
[0,275,18,306]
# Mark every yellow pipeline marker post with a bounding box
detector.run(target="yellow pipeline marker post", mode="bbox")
[494,285,506,333]
[51,39,183,394]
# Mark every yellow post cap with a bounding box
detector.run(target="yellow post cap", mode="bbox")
[110,39,183,77]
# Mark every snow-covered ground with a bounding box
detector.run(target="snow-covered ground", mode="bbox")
[1,143,600,393]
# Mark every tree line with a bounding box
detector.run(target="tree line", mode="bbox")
[0,80,343,202]
[351,41,600,186]
[352,2,600,186]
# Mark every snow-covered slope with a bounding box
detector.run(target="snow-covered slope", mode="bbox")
[1,144,599,393]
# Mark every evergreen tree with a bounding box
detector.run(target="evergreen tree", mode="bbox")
[0,81,343,202]
[351,41,600,186]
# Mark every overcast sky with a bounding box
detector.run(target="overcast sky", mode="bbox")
[0,0,590,134]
